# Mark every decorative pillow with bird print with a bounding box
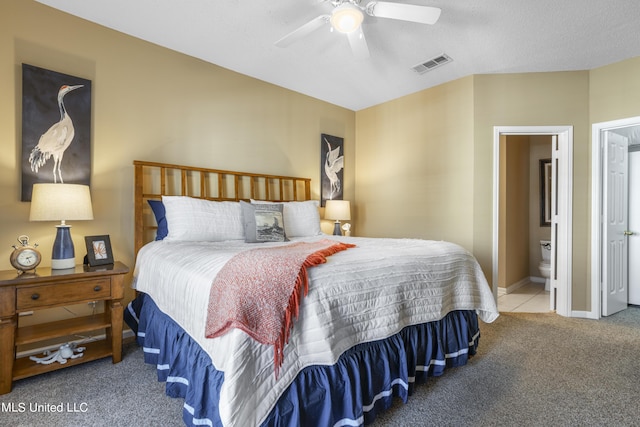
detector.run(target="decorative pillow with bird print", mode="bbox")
[240,201,288,243]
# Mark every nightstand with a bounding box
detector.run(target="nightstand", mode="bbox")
[0,261,129,394]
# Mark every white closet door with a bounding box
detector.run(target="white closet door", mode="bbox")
[602,132,629,316]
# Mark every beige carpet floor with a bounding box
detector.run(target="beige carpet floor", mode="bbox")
[1,307,638,426]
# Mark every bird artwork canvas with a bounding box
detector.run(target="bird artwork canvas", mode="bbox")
[21,64,91,201]
[320,134,344,207]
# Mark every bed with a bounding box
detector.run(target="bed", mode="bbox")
[126,160,499,427]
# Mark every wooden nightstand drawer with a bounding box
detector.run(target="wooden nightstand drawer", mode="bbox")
[16,278,112,310]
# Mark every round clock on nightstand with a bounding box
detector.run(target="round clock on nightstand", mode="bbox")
[10,235,42,273]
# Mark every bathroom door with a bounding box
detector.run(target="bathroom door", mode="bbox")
[629,148,640,304]
[602,131,629,316]
[549,135,558,311]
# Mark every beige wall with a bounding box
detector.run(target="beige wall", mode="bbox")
[1,0,355,323]
[590,57,640,123]
[499,135,530,287]
[358,63,640,312]
[355,76,475,250]
[472,72,591,310]
[356,71,592,308]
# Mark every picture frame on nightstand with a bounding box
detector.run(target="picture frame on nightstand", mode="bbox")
[84,235,114,266]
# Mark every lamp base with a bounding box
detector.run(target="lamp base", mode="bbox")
[51,225,75,270]
[333,221,342,236]
[51,257,76,270]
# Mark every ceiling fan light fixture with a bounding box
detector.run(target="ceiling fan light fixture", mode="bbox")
[331,3,364,34]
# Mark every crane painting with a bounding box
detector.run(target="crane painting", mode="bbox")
[29,84,83,184]
[320,134,345,206]
[21,64,91,201]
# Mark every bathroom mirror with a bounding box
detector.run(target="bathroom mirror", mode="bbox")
[539,158,552,226]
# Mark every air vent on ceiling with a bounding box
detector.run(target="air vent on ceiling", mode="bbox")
[411,53,452,74]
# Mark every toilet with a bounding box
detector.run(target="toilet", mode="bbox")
[538,240,552,291]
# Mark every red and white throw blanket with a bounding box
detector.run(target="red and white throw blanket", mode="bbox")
[205,239,355,374]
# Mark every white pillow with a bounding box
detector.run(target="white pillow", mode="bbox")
[251,200,321,237]
[162,196,244,241]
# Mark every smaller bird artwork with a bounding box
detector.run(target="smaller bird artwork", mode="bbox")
[324,138,344,200]
[29,84,83,184]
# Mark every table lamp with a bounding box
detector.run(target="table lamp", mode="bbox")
[30,183,94,269]
[325,200,351,236]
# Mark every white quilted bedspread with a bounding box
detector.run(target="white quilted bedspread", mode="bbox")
[133,236,498,427]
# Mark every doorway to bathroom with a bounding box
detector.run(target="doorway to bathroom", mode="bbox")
[493,126,573,317]
[591,117,640,318]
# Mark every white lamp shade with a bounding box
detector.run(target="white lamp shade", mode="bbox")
[330,3,364,33]
[325,200,351,221]
[30,183,94,222]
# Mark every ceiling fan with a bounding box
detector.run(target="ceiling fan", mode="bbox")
[275,0,442,60]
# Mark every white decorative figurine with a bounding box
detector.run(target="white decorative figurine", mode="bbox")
[341,223,351,237]
[29,343,85,365]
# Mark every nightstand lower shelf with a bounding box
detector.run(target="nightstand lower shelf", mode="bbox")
[16,313,111,346]
[13,339,112,381]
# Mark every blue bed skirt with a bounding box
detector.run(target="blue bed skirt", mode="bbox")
[125,294,480,427]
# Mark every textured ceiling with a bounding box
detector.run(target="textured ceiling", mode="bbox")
[36,0,640,111]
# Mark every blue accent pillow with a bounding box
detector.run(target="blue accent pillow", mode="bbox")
[148,199,168,240]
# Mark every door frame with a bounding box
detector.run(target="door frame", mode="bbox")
[591,116,640,319]
[493,126,573,316]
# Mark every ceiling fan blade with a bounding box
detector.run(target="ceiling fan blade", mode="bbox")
[275,15,330,47]
[347,28,370,60]
[366,2,441,25]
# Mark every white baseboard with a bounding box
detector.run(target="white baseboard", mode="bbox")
[499,276,546,295]
[503,277,531,295]
[571,310,599,319]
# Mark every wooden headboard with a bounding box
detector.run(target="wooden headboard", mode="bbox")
[134,160,312,255]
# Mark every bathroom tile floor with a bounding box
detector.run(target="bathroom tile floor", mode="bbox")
[498,281,552,313]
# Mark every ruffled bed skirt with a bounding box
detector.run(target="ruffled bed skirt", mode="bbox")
[125,294,480,427]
